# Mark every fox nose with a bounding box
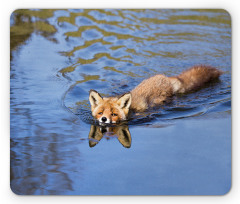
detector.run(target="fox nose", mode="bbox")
[101,117,107,122]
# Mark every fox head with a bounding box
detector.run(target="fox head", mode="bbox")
[89,89,132,124]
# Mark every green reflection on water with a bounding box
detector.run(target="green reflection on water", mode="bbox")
[10,9,57,51]
[64,25,144,41]
[11,9,231,77]
[103,66,140,78]
[59,52,140,74]
[13,9,56,19]
[60,38,112,57]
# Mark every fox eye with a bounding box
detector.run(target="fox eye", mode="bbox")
[111,113,118,116]
[98,112,103,115]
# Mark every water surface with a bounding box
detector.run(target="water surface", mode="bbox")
[10,9,231,195]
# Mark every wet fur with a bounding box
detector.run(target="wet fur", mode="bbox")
[130,65,223,111]
[89,65,223,123]
[89,90,131,123]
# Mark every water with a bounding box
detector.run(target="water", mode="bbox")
[10,9,231,195]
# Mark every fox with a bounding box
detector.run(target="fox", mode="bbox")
[89,65,223,125]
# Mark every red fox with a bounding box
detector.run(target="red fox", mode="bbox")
[89,65,223,124]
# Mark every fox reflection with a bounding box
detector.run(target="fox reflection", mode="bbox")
[88,125,131,148]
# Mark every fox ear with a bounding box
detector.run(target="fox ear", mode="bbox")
[117,93,132,109]
[89,89,103,107]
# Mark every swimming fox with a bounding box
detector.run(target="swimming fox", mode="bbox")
[89,65,223,124]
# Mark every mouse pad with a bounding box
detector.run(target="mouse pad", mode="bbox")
[10,9,231,195]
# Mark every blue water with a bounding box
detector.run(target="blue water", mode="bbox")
[10,9,231,195]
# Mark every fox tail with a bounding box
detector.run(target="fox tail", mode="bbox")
[169,65,223,94]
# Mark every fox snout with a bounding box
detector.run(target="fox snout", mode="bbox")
[99,116,111,124]
[89,90,132,125]
[101,116,107,122]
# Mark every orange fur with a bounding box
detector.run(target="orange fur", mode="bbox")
[89,90,131,124]
[170,65,223,93]
[89,65,223,124]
